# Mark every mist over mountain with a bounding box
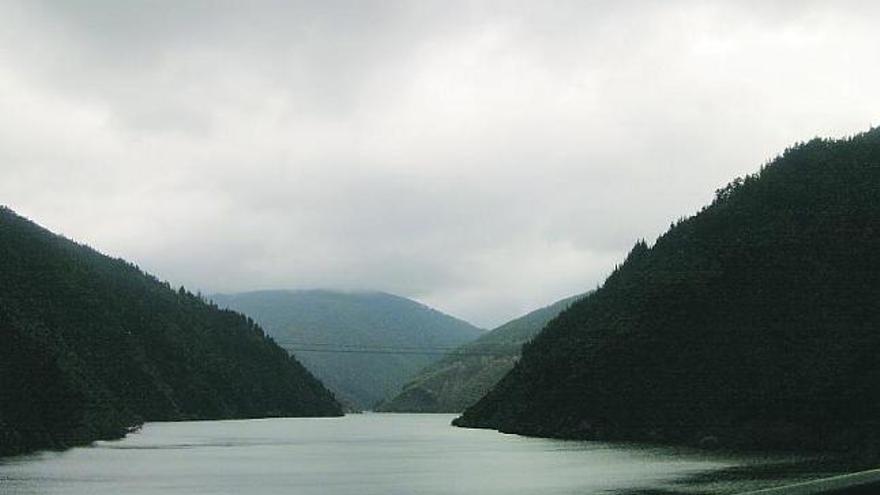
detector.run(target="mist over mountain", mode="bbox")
[212,290,484,410]
[0,208,342,457]
[455,128,880,451]
[378,293,587,413]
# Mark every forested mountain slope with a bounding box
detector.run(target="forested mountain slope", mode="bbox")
[455,129,880,451]
[0,208,342,457]
[212,290,484,410]
[378,294,587,413]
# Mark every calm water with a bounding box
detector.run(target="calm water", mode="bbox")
[0,414,817,495]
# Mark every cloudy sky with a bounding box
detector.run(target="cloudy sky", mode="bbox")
[1,1,878,327]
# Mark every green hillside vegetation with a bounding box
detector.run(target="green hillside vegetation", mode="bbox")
[378,294,587,413]
[0,208,342,457]
[455,128,880,451]
[212,290,484,410]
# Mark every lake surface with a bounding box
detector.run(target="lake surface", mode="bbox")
[0,414,830,495]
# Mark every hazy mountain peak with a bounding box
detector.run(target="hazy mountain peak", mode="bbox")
[212,289,484,410]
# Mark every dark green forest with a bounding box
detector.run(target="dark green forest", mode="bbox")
[0,208,342,457]
[378,293,587,413]
[212,290,484,410]
[455,128,880,451]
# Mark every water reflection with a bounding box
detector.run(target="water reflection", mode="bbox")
[0,414,822,495]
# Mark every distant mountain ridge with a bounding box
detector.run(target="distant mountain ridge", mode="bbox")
[378,293,588,413]
[212,290,484,410]
[0,208,342,457]
[455,128,880,451]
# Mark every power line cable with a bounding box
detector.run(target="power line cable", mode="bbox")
[273,341,481,351]
[281,347,507,356]
[272,341,513,356]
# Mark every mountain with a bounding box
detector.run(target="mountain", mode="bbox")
[455,128,880,451]
[211,290,484,410]
[0,208,342,457]
[377,293,587,413]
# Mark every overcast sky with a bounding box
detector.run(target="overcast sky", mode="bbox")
[1,1,878,327]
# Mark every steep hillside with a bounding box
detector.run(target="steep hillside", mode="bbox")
[455,129,880,451]
[378,294,587,412]
[212,290,484,409]
[0,208,342,457]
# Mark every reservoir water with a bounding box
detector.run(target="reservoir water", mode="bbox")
[0,414,834,495]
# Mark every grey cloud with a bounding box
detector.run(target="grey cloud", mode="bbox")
[2,1,879,326]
